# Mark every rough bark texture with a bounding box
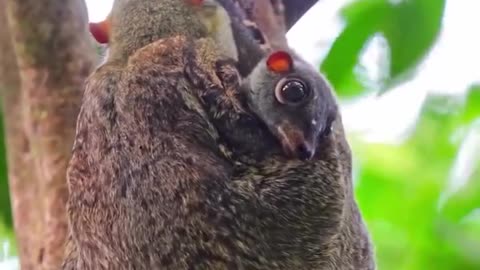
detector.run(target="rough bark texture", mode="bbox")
[229,0,288,48]
[1,0,96,269]
[0,1,40,269]
[230,0,320,47]
[250,0,288,48]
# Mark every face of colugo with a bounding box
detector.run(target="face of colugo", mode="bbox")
[247,50,337,161]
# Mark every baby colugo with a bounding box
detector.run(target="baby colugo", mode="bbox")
[89,0,337,162]
[170,0,337,161]
[241,49,338,160]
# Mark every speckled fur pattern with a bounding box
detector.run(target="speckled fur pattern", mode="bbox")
[186,39,376,269]
[62,36,374,269]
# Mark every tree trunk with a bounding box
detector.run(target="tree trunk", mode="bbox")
[0,0,315,268]
[1,0,96,268]
[0,1,39,269]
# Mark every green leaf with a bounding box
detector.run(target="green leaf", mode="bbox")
[380,0,446,91]
[462,84,480,124]
[440,122,480,222]
[442,179,480,223]
[0,112,12,228]
[321,0,446,96]
[0,221,16,258]
[321,1,390,98]
[439,85,480,223]
[353,89,480,269]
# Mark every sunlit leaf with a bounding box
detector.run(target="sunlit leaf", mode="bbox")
[353,89,480,269]
[0,112,12,228]
[381,0,445,88]
[441,122,480,222]
[442,180,480,223]
[321,1,390,97]
[437,215,480,267]
[0,220,16,257]
[436,85,480,223]
[321,0,445,96]
[462,84,480,124]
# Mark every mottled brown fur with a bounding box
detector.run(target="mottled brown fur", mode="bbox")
[186,39,375,269]
[107,0,209,63]
[63,35,374,269]
[63,0,374,268]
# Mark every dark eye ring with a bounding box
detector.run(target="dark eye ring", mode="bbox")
[275,78,310,105]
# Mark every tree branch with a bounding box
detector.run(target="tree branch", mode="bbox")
[220,0,318,48]
[3,0,96,268]
[282,0,319,30]
[230,0,288,47]
[0,1,41,269]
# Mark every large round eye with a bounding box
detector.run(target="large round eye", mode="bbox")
[275,78,310,105]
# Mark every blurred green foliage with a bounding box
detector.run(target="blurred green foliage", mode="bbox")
[0,0,479,269]
[322,0,445,96]
[0,111,11,228]
[352,86,480,269]
[320,0,479,269]
[0,220,16,258]
[0,109,14,264]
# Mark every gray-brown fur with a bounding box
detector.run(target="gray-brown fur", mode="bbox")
[104,0,264,76]
[107,0,209,63]
[63,0,374,268]
[63,36,372,269]
[186,42,376,269]
[243,49,337,160]
[196,9,375,268]
[63,37,226,269]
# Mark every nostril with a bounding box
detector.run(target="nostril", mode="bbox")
[296,144,313,161]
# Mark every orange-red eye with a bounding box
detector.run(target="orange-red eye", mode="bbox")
[266,51,293,73]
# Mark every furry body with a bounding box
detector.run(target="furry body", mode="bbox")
[63,36,374,269]
[63,0,374,268]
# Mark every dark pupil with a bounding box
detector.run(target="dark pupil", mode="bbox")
[281,80,307,103]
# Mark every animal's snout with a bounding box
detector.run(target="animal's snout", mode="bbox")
[296,143,315,161]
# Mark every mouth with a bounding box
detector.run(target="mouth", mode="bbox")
[276,124,316,161]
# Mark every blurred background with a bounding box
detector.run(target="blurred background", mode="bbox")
[1,0,479,269]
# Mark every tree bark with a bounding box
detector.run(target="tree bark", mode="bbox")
[224,0,320,47]
[221,0,288,48]
[1,0,96,268]
[0,1,39,269]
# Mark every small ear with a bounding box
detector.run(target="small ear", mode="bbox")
[89,19,110,44]
[266,51,293,73]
